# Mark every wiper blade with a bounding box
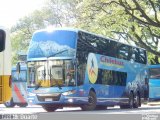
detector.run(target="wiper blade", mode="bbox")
[51,83,62,89]
[48,49,68,58]
[35,81,42,90]
[54,80,62,89]
[50,74,62,89]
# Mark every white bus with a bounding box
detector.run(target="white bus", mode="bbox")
[0,26,12,103]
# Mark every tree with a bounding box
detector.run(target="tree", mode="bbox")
[10,0,79,64]
[11,10,48,64]
[75,0,160,63]
[44,0,80,27]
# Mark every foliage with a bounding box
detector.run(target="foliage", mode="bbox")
[11,0,160,64]
[75,0,160,63]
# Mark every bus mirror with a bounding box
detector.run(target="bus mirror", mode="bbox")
[0,30,5,52]
[16,62,21,74]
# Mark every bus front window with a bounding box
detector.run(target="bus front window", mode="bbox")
[27,60,76,87]
[49,60,76,87]
[149,68,160,79]
[28,61,47,87]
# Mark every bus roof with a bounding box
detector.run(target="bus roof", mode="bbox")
[33,27,146,51]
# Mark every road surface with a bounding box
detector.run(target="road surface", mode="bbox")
[0,104,160,114]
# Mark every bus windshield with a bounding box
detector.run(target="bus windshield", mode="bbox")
[27,30,77,59]
[12,70,27,82]
[27,59,75,87]
[149,68,160,79]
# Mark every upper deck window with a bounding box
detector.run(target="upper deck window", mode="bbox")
[77,31,147,64]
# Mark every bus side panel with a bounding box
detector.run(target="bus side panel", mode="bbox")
[0,29,12,103]
[3,30,12,103]
[0,51,3,103]
[12,82,27,103]
[3,75,11,102]
[149,79,160,101]
[0,76,3,103]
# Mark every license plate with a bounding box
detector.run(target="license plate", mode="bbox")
[45,98,52,101]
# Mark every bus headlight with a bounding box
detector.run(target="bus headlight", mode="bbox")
[28,92,36,96]
[62,90,76,96]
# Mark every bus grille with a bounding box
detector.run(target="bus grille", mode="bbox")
[37,94,61,102]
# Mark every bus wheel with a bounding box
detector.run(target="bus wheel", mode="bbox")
[4,98,15,108]
[134,93,141,108]
[81,91,97,111]
[129,93,134,109]
[42,105,59,112]
[18,103,28,107]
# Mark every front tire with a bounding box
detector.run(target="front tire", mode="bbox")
[42,105,59,112]
[18,103,28,107]
[4,98,15,108]
[81,91,97,111]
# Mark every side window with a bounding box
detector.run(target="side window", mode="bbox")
[19,71,27,81]
[77,31,119,58]
[12,71,18,81]
[132,48,139,63]
[116,71,127,86]
[102,70,113,85]
[12,70,27,82]
[97,69,127,86]
[139,49,147,64]
[0,30,6,52]
[117,43,131,60]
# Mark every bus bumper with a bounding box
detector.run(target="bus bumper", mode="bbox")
[27,93,88,105]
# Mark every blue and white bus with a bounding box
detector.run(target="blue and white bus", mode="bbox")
[4,65,28,107]
[148,65,160,101]
[26,28,148,111]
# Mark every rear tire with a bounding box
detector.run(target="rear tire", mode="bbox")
[81,91,97,111]
[129,92,134,109]
[42,105,59,112]
[4,98,15,108]
[134,93,141,108]
[120,92,134,109]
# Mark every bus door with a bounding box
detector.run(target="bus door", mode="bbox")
[149,68,160,100]
[12,69,27,103]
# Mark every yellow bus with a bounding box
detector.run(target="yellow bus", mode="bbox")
[0,26,12,104]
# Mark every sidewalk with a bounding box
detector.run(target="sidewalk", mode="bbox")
[147,102,160,106]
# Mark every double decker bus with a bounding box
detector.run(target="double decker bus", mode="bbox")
[148,65,160,101]
[26,28,148,111]
[0,27,12,104]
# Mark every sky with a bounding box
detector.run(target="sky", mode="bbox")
[0,0,46,28]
